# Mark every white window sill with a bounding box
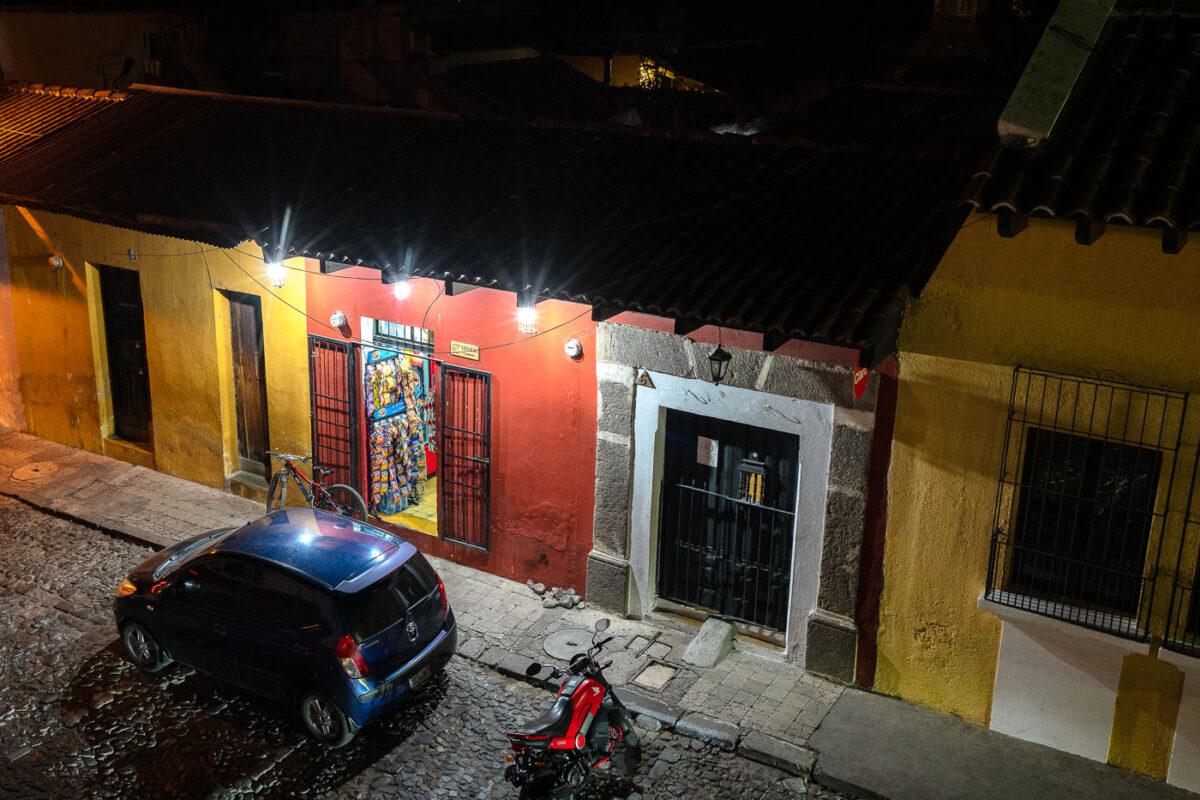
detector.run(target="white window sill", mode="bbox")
[978,592,1150,653]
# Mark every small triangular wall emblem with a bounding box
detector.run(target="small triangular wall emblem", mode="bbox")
[636,371,655,389]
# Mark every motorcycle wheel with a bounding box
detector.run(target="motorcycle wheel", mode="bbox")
[517,778,555,800]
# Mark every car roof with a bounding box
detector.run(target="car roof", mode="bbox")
[212,508,415,590]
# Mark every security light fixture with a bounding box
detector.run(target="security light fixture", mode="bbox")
[517,290,537,334]
[262,245,286,288]
[381,263,411,300]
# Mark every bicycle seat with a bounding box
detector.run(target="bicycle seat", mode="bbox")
[313,466,332,478]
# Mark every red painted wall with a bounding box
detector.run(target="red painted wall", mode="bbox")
[304,263,598,594]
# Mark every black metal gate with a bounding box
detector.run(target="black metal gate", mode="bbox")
[308,335,358,491]
[439,365,491,551]
[657,409,797,631]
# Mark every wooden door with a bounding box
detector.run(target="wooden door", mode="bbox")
[228,293,270,474]
[99,265,152,442]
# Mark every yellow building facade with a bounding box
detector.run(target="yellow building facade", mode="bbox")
[3,207,311,493]
[877,213,1200,787]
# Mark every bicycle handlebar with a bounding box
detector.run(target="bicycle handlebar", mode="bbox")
[267,451,310,463]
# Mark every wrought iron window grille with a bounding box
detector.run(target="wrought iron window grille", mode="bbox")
[1165,444,1200,657]
[373,320,434,354]
[985,367,1188,642]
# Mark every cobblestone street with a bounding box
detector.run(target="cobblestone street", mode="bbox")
[0,497,845,799]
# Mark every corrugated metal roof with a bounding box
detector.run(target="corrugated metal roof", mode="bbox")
[264,117,975,362]
[0,82,978,363]
[0,83,126,162]
[0,85,443,246]
[964,11,1200,238]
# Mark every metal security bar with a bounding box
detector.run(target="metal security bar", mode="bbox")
[308,336,358,492]
[1165,442,1200,656]
[1165,516,1200,656]
[439,365,491,551]
[658,482,793,631]
[986,367,1187,641]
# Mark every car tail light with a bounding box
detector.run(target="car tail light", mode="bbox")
[117,579,137,596]
[436,575,448,612]
[335,635,370,679]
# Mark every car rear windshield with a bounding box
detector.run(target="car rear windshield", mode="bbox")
[348,555,439,639]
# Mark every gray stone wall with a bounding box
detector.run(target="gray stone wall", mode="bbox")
[590,322,877,682]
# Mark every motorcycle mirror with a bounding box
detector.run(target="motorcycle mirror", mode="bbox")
[524,662,544,678]
[595,618,610,633]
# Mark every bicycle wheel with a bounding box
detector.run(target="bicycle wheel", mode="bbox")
[266,470,289,513]
[316,484,368,522]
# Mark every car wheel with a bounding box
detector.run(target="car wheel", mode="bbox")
[121,620,171,672]
[300,692,354,748]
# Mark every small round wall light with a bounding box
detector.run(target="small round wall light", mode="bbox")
[330,310,348,328]
[564,338,584,360]
[48,254,64,270]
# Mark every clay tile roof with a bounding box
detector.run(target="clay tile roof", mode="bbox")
[964,11,1200,234]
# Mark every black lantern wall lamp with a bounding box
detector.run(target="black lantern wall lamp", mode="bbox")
[708,327,731,384]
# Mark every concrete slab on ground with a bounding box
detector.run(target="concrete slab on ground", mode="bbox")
[809,689,1194,800]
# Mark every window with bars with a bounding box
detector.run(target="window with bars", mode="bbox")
[986,367,1187,641]
[373,320,434,354]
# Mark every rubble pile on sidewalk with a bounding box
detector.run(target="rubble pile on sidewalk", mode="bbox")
[526,579,586,609]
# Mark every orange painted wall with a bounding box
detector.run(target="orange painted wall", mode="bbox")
[305,266,598,593]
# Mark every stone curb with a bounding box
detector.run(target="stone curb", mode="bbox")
[617,686,682,728]
[0,488,171,552]
[738,729,816,777]
[675,712,739,750]
[811,761,889,800]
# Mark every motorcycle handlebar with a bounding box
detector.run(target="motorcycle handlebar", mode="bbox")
[595,635,614,649]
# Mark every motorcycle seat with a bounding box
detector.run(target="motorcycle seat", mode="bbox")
[517,694,573,737]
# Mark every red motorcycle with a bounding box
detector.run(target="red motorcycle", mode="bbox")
[504,619,641,799]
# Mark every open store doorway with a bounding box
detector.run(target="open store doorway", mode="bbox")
[363,322,439,536]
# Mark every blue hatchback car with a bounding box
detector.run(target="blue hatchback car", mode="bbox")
[112,508,457,746]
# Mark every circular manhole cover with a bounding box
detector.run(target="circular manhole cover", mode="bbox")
[543,628,593,661]
[12,461,58,481]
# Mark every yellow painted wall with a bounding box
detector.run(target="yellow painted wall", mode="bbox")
[3,207,311,488]
[1108,653,1184,778]
[877,214,1200,735]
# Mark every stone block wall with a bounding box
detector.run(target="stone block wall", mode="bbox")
[588,323,878,682]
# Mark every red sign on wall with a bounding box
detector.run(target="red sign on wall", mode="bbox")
[853,357,870,400]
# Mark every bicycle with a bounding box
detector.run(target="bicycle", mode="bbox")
[266,451,368,522]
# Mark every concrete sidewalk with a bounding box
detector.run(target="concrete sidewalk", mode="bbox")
[0,425,1193,800]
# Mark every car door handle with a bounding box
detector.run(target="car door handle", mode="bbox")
[212,623,227,635]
